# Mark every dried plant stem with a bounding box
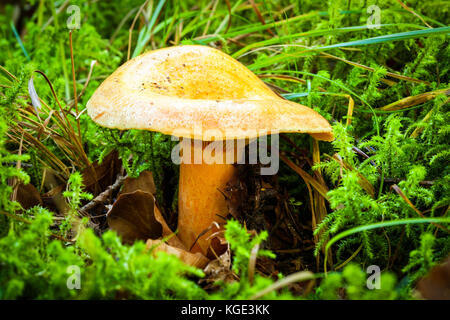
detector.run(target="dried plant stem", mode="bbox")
[69,31,81,139]
[80,175,127,214]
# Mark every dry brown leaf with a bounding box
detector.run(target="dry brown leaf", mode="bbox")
[201,248,236,288]
[280,154,329,200]
[120,170,156,195]
[146,239,209,268]
[82,150,122,196]
[15,182,42,209]
[154,205,187,250]
[41,184,64,198]
[379,88,450,111]
[42,168,70,215]
[107,190,162,244]
[115,170,186,249]
[417,257,450,300]
[205,234,228,259]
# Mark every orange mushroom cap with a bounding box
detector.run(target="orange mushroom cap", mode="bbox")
[87,45,333,141]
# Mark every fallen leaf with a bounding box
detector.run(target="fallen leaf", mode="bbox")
[417,257,450,300]
[42,168,70,215]
[115,170,186,249]
[201,249,236,288]
[107,190,162,244]
[206,235,228,259]
[15,182,42,209]
[120,170,156,195]
[146,239,209,268]
[154,205,187,250]
[83,150,122,196]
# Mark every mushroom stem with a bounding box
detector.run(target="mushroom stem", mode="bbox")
[178,140,244,255]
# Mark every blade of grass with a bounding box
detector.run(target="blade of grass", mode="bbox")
[132,0,168,58]
[247,27,450,71]
[320,52,430,85]
[10,21,30,61]
[379,88,450,111]
[280,154,329,200]
[323,217,450,274]
[250,271,315,299]
[391,184,449,233]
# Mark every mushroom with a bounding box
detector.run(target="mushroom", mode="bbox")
[86,45,333,256]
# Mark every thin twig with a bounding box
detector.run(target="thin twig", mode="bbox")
[80,175,127,214]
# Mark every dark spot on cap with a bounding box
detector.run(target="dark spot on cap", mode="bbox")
[94,112,106,120]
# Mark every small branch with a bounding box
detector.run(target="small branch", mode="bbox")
[383,177,434,186]
[80,175,127,214]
